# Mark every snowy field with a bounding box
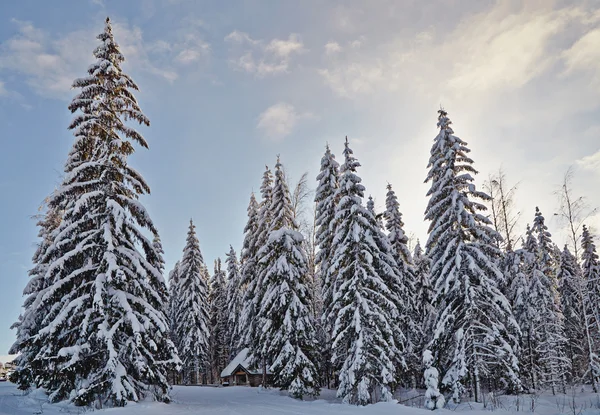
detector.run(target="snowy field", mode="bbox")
[1,383,600,415]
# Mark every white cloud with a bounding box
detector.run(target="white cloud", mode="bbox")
[318,3,600,99]
[324,41,342,55]
[0,81,7,96]
[256,102,313,140]
[0,18,210,99]
[562,28,600,79]
[225,31,305,77]
[577,149,600,173]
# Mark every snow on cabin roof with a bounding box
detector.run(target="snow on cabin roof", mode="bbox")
[220,348,272,377]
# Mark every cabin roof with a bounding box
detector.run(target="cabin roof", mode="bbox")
[220,348,272,377]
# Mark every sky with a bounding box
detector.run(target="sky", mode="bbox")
[0,0,600,356]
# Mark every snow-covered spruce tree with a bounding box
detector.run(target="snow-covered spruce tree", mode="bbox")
[168,261,181,347]
[225,246,243,359]
[254,157,320,398]
[367,195,385,230]
[525,208,569,394]
[175,219,211,385]
[10,202,62,390]
[244,167,274,380]
[167,260,182,384]
[581,225,600,390]
[364,191,411,387]
[209,258,229,383]
[384,183,420,385]
[237,192,259,350]
[314,145,339,386]
[413,240,435,383]
[18,18,179,407]
[423,350,445,410]
[330,138,400,405]
[557,246,587,383]
[424,109,520,403]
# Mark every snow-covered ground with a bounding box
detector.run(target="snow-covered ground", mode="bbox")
[1,382,600,415]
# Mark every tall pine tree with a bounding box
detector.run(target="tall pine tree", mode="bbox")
[209,258,228,383]
[384,183,420,385]
[175,219,211,385]
[329,138,400,405]
[237,192,259,345]
[581,225,600,390]
[523,208,569,394]
[314,145,339,387]
[225,246,243,360]
[424,109,519,403]
[255,157,320,398]
[557,245,587,383]
[12,18,179,406]
[243,168,273,378]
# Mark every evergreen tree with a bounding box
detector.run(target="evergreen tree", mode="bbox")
[314,145,339,386]
[167,261,181,357]
[237,193,259,351]
[581,225,600,390]
[242,168,273,377]
[384,183,420,385]
[424,109,520,403]
[225,246,243,359]
[10,202,62,390]
[423,350,445,410]
[413,241,434,336]
[530,208,569,394]
[367,195,385,230]
[329,138,400,405]
[557,246,586,382]
[175,219,211,385]
[413,241,435,379]
[255,157,320,398]
[16,18,179,406]
[209,258,228,383]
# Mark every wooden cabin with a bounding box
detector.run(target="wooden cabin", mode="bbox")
[220,348,272,387]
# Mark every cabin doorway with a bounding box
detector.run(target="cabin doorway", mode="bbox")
[235,371,247,385]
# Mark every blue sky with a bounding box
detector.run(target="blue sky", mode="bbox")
[0,0,599,356]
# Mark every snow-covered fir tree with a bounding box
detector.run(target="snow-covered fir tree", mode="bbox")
[254,157,320,398]
[581,225,600,390]
[168,261,181,351]
[367,195,385,230]
[424,109,520,403]
[225,246,243,359]
[384,183,420,385]
[423,350,445,410]
[10,202,62,390]
[175,219,211,385]
[413,240,435,383]
[557,245,587,383]
[237,193,259,350]
[11,18,179,407]
[329,138,400,405]
[243,168,273,377]
[314,145,339,386]
[209,258,228,383]
[520,209,569,394]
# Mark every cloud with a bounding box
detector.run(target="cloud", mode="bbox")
[577,149,600,173]
[318,2,600,99]
[562,28,600,87]
[0,81,7,96]
[0,18,210,99]
[225,31,305,77]
[256,102,313,140]
[324,41,342,55]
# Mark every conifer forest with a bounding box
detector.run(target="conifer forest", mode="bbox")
[4,10,600,414]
